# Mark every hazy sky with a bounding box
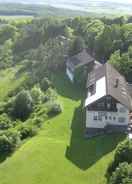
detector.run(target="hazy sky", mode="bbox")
[0,0,132,6]
[0,0,132,4]
[47,0,132,4]
[96,0,132,3]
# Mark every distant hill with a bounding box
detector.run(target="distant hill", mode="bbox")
[0,1,131,17]
[0,3,87,17]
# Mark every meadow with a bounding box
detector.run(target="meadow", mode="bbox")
[0,71,125,184]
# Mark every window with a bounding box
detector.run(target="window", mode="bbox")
[105,116,107,120]
[118,117,126,123]
[98,116,102,121]
[107,103,111,110]
[119,107,126,113]
[93,116,98,121]
[88,85,95,96]
[113,117,116,121]
[109,116,112,120]
[97,102,105,109]
[106,96,111,110]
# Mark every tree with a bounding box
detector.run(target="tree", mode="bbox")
[63,25,74,38]
[95,24,122,61]
[107,139,132,178]
[0,24,17,45]
[0,130,20,155]
[40,78,53,91]
[0,39,13,69]
[69,36,85,56]
[83,19,104,52]
[109,48,132,82]
[121,23,132,52]
[109,162,132,184]
[12,90,33,121]
[31,85,43,104]
[29,36,70,79]
[0,113,12,130]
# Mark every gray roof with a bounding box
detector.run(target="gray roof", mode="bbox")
[87,63,132,110]
[127,83,132,98]
[67,49,95,70]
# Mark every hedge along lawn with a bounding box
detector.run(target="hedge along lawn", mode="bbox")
[0,72,125,184]
[0,67,27,101]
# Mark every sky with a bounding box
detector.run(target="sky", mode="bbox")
[0,0,132,4]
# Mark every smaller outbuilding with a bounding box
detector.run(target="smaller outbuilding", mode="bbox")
[66,49,100,83]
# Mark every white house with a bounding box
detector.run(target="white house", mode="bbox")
[85,63,132,137]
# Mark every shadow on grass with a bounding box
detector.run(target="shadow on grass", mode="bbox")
[65,104,126,170]
[0,153,11,164]
[50,71,82,101]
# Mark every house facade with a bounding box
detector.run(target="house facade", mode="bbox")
[85,63,132,137]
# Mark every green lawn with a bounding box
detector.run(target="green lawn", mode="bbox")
[0,72,125,184]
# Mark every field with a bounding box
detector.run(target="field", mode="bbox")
[0,71,125,184]
[0,15,33,20]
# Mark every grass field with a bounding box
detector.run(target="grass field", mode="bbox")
[0,71,125,184]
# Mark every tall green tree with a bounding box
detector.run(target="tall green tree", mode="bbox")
[0,39,13,69]
[12,90,33,121]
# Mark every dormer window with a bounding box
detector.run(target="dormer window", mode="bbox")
[88,84,95,96]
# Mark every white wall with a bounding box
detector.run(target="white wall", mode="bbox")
[86,110,106,128]
[86,103,130,129]
[66,68,74,82]
[85,76,106,107]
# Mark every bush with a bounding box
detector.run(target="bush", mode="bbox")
[108,162,132,184]
[0,99,15,114]
[32,117,43,128]
[45,88,57,101]
[42,95,50,103]
[31,85,44,104]
[0,102,7,114]
[107,139,132,178]
[18,125,38,140]
[0,113,13,130]
[12,90,33,121]
[47,102,62,116]
[0,130,20,155]
[40,77,53,91]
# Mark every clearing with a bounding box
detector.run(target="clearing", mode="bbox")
[0,71,125,184]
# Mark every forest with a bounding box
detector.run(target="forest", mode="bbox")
[0,15,131,184]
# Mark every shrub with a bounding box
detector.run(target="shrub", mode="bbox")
[0,102,7,114]
[45,88,57,101]
[40,77,53,91]
[12,90,33,121]
[42,95,50,103]
[0,113,13,130]
[0,99,15,114]
[47,102,62,116]
[108,162,132,184]
[18,125,38,140]
[107,139,132,178]
[0,130,20,155]
[30,85,44,104]
[32,117,43,128]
